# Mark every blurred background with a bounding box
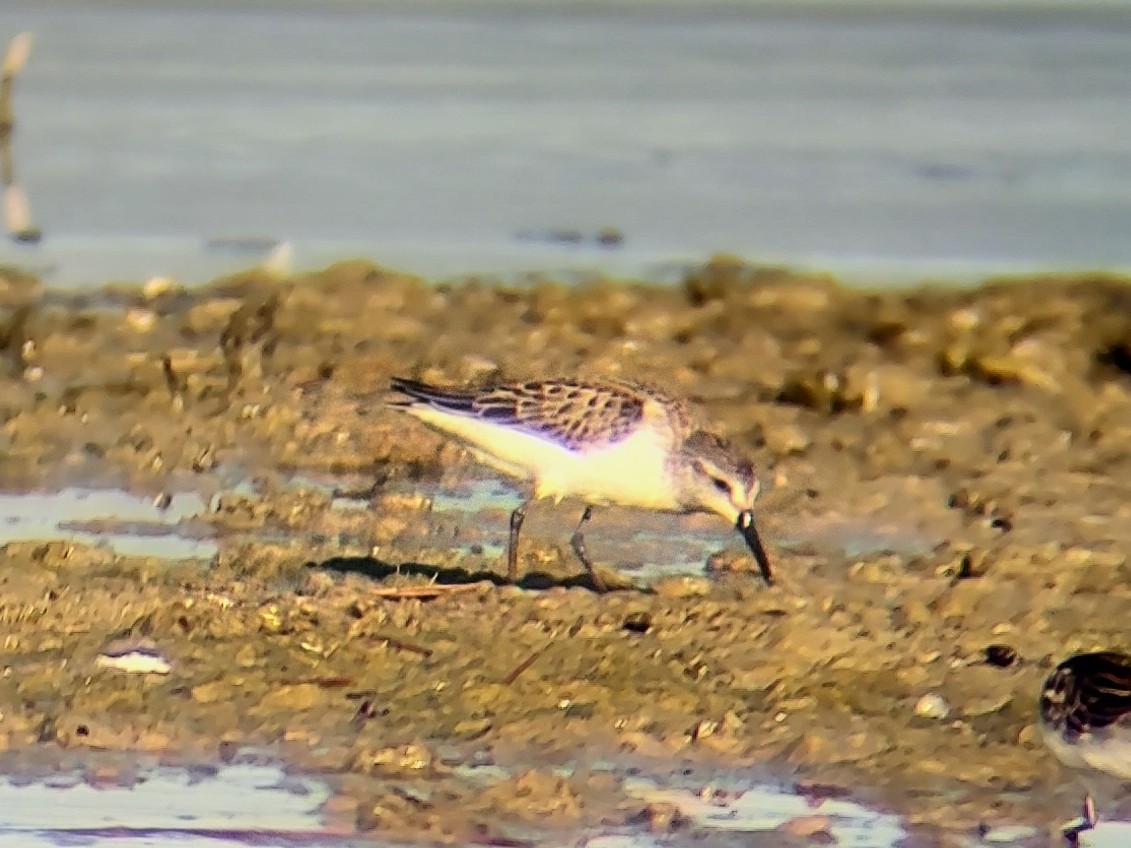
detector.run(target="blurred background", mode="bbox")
[2,0,1130,288]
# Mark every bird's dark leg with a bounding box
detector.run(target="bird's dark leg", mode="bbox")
[569,505,607,592]
[507,499,531,583]
[1062,794,1097,846]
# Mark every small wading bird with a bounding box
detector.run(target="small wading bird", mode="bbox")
[386,376,773,591]
[1040,651,1131,845]
[1,32,41,244]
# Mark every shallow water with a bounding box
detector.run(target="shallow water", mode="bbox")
[623,778,909,845]
[2,0,1131,286]
[0,475,940,581]
[0,759,921,848]
[1,748,1129,848]
[0,487,215,560]
[453,761,914,845]
[421,476,940,581]
[0,761,355,848]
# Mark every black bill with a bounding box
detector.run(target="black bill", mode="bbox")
[736,510,773,586]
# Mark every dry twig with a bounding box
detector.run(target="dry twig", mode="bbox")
[367,581,487,599]
[503,644,549,686]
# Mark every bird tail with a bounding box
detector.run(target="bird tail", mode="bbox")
[387,377,478,415]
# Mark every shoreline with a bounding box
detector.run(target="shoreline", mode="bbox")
[8,238,1131,292]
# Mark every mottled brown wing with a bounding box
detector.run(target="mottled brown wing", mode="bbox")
[1071,653,1131,733]
[1046,652,1131,738]
[619,378,696,443]
[473,380,647,451]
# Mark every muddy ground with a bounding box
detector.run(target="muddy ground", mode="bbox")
[1,257,1130,845]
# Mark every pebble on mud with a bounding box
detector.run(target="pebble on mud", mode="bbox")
[913,693,950,721]
[94,639,174,675]
[629,802,691,833]
[651,575,713,598]
[780,814,835,842]
[125,308,157,333]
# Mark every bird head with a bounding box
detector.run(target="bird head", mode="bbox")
[679,430,772,584]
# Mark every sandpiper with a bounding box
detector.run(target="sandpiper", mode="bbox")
[387,376,773,590]
[1040,651,1131,845]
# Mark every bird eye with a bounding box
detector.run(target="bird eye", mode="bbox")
[711,477,730,494]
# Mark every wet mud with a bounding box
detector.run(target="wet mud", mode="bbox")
[1,257,1131,845]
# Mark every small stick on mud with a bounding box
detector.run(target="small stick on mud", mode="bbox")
[367,581,487,600]
[351,698,378,729]
[369,632,433,658]
[161,354,184,400]
[288,676,355,689]
[502,644,549,685]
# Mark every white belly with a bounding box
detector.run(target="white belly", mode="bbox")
[1044,726,1131,780]
[535,425,678,510]
[406,407,679,511]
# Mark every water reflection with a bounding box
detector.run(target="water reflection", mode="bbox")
[0,487,214,560]
[0,762,355,848]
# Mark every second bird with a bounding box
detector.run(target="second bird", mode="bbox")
[387,376,774,590]
[1040,651,1131,845]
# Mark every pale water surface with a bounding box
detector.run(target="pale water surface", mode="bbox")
[7,756,1129,848]
[0,762,355,847]
[0,0,1129,286]
[0,488,213,559]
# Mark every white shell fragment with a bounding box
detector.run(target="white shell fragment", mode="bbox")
[913,693,950,720]
[95,639,173,675]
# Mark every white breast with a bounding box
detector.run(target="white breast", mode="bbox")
[1044,725,1131,780]
[404,405,680,511]
[534,424,679,510]
[403,406,563,481]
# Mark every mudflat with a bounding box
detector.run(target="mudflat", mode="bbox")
[1,257,1129,844]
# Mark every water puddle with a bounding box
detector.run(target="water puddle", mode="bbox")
[607,777,910,847]
[0,761,360,848]
[0,487,216,561]
[426,477,514,515]
[449,761,1097,848]
[0,472,948,585]
[400,477,942,583]
[0,748,1122,848]
[449,760,913,846]
[611,777,1131,848]
[420,477,738,579]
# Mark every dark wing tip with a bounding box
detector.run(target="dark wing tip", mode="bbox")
[387,376,482,416]
[387,376,427,408]
[389,376,427,394]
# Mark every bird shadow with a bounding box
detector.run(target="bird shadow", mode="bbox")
[311,555,611,593]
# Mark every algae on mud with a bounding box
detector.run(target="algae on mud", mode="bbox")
[0,257,1130,843]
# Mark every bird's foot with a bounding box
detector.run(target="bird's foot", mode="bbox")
[1061,794,1097,846]
[570,530,608,592]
